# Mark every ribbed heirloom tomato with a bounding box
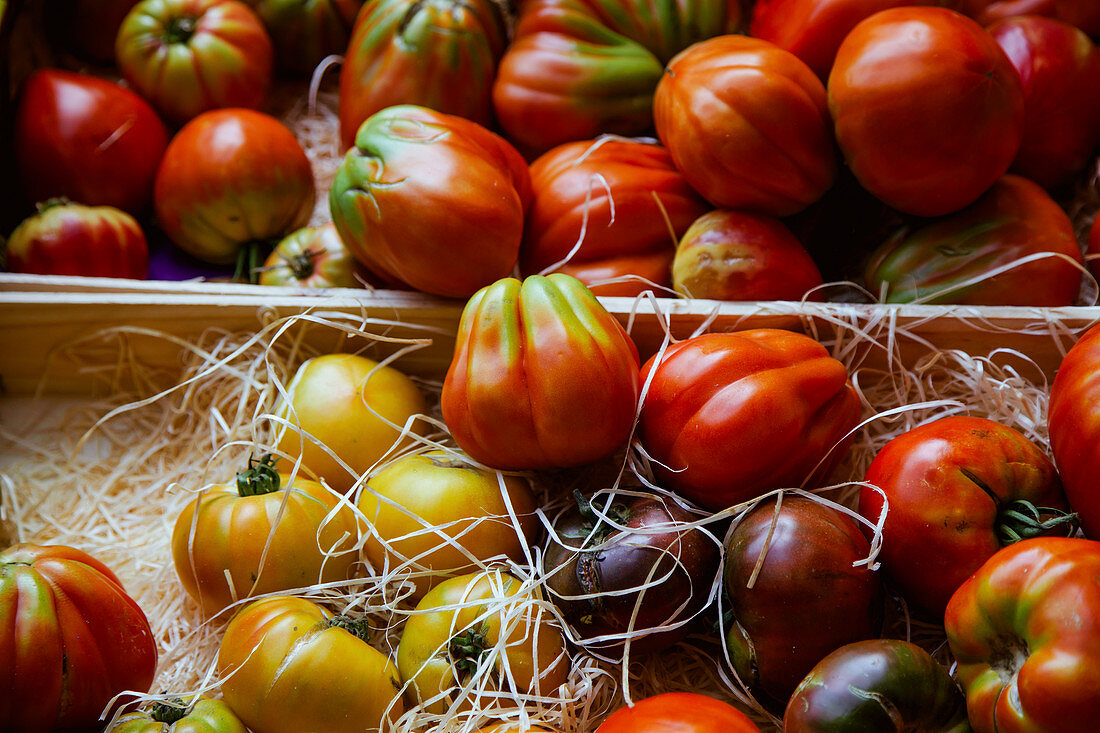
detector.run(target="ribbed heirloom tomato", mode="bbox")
[638,329,861,510]
[330,105,531,298]
[117,0,273,123]
[218,595,403,733]
[441,274,641,471]
[654,35,837,217]
[945,537,1100,733]
[172,454,359,614]
[828,7,1025,217]
[338,0,507,149]
[0,544,157,733]
[521,138,710,297]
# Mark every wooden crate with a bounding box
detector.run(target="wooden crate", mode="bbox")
[2,286,1098,733]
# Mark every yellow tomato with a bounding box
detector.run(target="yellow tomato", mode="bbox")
[358,450,539,596]
[275,353,429,491]
[396,570,570,714]
[172,454,358,614]
[218,596,402,733]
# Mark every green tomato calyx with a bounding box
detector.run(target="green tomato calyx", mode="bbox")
[35,197,72,214]
[328,614,372,642]
[237,454,281,497]
[165,15,197,44]
[150,698,189,724]
[449,621,491,680]
[996,500,1079,545]
[572,489,630,547]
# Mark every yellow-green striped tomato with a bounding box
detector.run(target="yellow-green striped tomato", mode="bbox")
[109,698,246,733]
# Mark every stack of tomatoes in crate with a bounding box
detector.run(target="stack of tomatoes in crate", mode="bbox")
[3,1,1100,733]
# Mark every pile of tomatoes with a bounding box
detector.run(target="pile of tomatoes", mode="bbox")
[3,0,1099,304]
[4,0,1100,732]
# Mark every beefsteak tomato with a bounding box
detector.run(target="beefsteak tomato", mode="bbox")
[945,537,1100,733]
[108,697,246,733]
[750,0,953,79]
[521,138,710,297]
[357,450,540,596]
[218,595,403,733]
[672,210,823,301]
[595,692,761,732]
[338,0,507,149]
[172,453,359,614]
[153,108,315,272]
[864,174,1083,305]
[116,0,273,124]
[441,274,641,471]
[5,199,148,279]
[274,352,429,492]
[829,7,1025,216]
[783,639,970,732]
[724,495,882,708]
[859,416,1072,618]
[257,223,364,288]
[543,491,720,654]
[247,0,362,76]
[331,105,531,298]
[0,544,157,733]
[493,0,742,155]
[396,570,570,713]
[638,330,861,510]
[654,35,836,217]
[989,16,1100,189]
[1049,323,1100,537]
[13,69,168,215]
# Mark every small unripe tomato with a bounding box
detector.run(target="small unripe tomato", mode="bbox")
[275,353,429,491]
[257,223,365,289]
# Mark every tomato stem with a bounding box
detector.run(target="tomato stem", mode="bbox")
[328,615,372,641]
[449,621,490,680]
[164,15,197,45]
[35,197,71,214]
[573,489,630,547]
[149,699,189,724]
[997,500,1079,545]
[236,453,281,497]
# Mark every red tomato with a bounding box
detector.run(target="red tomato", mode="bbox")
[829,7,1025,216]
[338,0,506,149]
[1049,323,1100,537]
[725,496,883,708]
[0,544,158,733]
[521,138,710,297]
[860,416,1072,618]
[989,16,1100,189]
[442,274,641,470]
[596,692,761,732]
[638,330,861,511]
[1089,216,1100,283]
[672,210,823,301]
[5,199,148,279]
[153,108,315,269]
[493,0,742,156]
[750,0,953,78]
[116,0,273,124]
[863,174,1083,305]
[945,537,1100,733]
[330,105,531,298]
[248,0,363,76]
[13,69,169,215]
[654,35,836,217]
[960,0,1100,34]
